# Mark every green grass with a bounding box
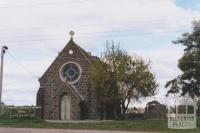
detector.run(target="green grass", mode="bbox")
[0,119,200,133]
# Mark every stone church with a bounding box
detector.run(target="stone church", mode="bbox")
[36,31,100,120]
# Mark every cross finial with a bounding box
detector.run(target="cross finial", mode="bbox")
[69,30,75,39]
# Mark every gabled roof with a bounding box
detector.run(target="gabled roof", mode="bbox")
[39,37,94,80]
[73,41,93,64]
[39,32,97,102]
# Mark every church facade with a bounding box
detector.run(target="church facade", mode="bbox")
[36,32,100,120]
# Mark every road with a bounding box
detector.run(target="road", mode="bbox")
[0,128,156,133]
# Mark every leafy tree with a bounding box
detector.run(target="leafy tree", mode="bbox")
[166,20,200,98]
[90,43,158,119]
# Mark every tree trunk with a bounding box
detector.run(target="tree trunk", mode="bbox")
[100,102,104,120]
[121,98,131,120]
[112,101,121,120]
[121,103,126,120]
[113,103,118,120]
[103,103,107,120]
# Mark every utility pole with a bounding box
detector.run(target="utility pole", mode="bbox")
[0,46,8,105]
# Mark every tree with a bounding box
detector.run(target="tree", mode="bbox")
[90,43,158,119]
[166,20,200,98]
[90,60,116,119]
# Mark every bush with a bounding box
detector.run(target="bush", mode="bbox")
[125,113,145,120]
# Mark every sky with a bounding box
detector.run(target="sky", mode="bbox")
[0,0,200,107]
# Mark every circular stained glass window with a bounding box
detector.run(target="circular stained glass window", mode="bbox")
[60,62,81,83]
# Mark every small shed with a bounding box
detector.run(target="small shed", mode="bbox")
[145,100,167,119]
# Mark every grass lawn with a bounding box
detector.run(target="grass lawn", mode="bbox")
[0,119,200,133]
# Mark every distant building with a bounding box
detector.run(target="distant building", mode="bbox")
[37,31,100,120]
[145,100,167,119]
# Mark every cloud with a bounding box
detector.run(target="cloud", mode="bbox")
[0,0,199,105]
[131,44,184,107]
[2,55,54,105]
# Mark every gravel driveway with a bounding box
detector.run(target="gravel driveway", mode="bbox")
[0,128,156,133]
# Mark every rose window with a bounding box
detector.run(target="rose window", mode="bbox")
[60,63,81,83]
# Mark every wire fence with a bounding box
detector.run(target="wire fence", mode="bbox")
[0,105,41,120]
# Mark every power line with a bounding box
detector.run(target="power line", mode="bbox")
[76,29,189,38]
[0,25,191,39]
[0,17,196,32]
[0,29,190,43]
[0,29,188,41]
[181,61,200,63]
[5,51,92,80]
[6,51,39,77]
[0,0,93,9]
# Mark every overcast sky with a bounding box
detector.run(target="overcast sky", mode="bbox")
[0,0,200,106]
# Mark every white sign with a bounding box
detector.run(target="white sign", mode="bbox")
[168,114,196,129]
[167,95,197,129]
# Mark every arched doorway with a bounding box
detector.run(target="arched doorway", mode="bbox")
[61,95,71,120]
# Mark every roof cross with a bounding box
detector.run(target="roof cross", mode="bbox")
[69,31,75,39]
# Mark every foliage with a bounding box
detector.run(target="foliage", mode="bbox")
[90,60,114,103]
[90,42,158,119]
[166,20,200,98]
